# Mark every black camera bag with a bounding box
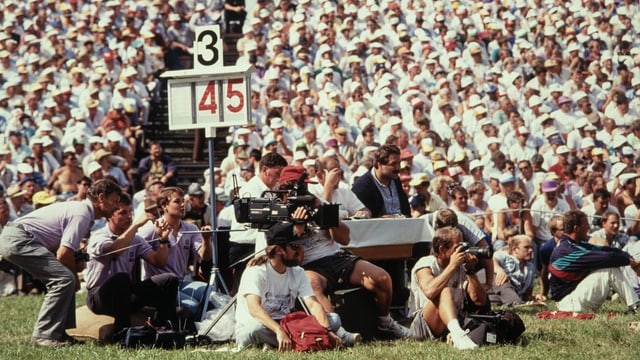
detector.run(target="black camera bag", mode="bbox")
[121,325,185,349]
[462,310,525,345]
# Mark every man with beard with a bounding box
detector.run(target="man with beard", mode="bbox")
[234,222,349,351]
[352,144,409,218]
[351,144,411,316]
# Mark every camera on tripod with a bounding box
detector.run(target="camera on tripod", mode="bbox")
[233,172,339,229]
[460,242,493,259]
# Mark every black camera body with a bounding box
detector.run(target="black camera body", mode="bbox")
[233,172,339,229]
[460,242,493,259]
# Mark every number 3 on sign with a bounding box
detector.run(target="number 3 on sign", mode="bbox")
[194,25,224,70]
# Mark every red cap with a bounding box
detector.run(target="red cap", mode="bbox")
[279,166,310,184]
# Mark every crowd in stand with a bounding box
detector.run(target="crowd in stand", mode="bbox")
[1,0,640,351]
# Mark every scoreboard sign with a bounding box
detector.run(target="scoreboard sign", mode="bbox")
[161,25,253,130]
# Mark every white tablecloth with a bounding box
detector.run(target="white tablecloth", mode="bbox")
[343,218,434,248]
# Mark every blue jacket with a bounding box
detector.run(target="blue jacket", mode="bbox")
[549,235,632,301]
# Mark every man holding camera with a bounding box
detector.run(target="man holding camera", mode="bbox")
[235,222,347,351]
[222,152,289,293]
[85,193,178,336]
[410,226,487,350]
[277,165,411,339]
[0,179,122,347]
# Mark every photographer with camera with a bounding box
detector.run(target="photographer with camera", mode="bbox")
[275,165,411,339]
[85,193,178,337]
[409,226,487,350]
[429,209,495,291]
[0,179,122,347]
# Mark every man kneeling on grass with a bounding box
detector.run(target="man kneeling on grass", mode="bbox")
[409,226,487,350]
[234,223,358,351]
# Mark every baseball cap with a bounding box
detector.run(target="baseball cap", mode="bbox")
[266,223,297,246]
[409,173,430,187]
[541,180,559,193]
[621,146,634,157]
[620,173,640,186]
[7,184,26,198]
[279,166,313,184]
[470,159,483,171]
[498,173,516,184]
[555,145,570,155]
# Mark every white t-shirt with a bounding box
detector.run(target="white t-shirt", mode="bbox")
[531,197,571,240]
[235,261,314,329]
[409,255,466,314]
[308,183,367,219]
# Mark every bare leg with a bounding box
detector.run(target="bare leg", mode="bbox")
[304,270,334,312]
[422,287,458,337]
[350,260,392,316]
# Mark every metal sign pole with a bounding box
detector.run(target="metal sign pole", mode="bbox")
[199,130,231,324]
[160,25,254,327]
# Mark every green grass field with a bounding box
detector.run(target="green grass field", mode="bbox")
[1,293,639,360]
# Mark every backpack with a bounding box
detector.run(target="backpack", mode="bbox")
[280,311,334,352]
[462,310,525,345]
[120,324,186,350]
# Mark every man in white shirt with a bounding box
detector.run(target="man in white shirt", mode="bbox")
[235,222,358,351]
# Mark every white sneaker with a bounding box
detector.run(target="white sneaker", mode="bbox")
[452,334,478,350]
[378,319,412,339]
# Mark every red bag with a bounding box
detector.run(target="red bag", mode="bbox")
[280,311,334,352]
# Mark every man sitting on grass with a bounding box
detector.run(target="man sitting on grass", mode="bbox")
[549,210,640,312]
[410,226,486,350]
[235,223,353,351]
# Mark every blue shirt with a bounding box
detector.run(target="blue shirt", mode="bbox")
[370,168,402,216]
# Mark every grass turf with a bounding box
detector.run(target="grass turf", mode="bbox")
[1,292,639,359]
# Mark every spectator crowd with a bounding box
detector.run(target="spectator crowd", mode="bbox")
[1,0,640,352]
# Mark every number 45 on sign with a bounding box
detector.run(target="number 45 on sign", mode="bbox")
[161,25,254,130]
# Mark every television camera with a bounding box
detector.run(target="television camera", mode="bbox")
[233,172,339,230]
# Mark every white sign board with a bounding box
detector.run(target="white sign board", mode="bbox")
[161,23,254,131]
[193,25,224,70]
[166,73,250,130]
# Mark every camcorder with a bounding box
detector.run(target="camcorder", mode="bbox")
[460,242,493,259]
[233,172,339,230]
